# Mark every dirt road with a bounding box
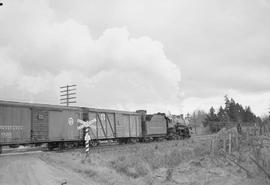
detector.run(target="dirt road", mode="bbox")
[0,153,94,185]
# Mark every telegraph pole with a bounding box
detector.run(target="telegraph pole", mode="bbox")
[60,84,77,106]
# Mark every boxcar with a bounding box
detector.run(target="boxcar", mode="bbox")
[0,100,83,149]
[0,102,32,145]
[82,107,142,143]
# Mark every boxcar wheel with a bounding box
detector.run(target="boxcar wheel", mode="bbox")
[130,138,137,144]
[90,140,98,147]
[9,144,19,148]
[48,142,57,151]
[59,142,65,150]
[35,143,42,147]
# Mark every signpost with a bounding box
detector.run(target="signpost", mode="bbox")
[76,118,96,159]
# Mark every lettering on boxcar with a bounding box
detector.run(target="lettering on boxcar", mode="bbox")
[100,113,105,121]
[68,117,74,126]
[37,114,44,120]
[0,126,23,130]
[0,126,23,139]
[0,132,12,138]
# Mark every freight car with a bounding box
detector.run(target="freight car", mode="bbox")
[0,100,190,153]
[81,107,142,146]
[0,100,83,151]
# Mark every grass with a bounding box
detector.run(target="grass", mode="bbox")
[110,155,150,178]
[110,142,199,180]
[74,168,97,177]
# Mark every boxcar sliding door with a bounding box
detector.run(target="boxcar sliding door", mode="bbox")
[48,110,81,141]
[88,112,116,139]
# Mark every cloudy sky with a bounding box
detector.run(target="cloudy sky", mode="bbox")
[0,0,269,116]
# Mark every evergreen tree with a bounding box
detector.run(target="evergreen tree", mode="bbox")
[204,95,259,132]
[209,107,218,121]
[217,106,229,122]
[203,107,218,126]
[244,106,256,122]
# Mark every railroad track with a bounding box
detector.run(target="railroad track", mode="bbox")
[0,142,135,156]
[191,134,216,139]
[1,135,213,156]
[0,146,44,156]
[83,137,211,153]
[57,141,164,154]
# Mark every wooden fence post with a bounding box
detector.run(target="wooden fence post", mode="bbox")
[229,132,232,155]
[251,127,255,146]
[247,127,250,145]
[211,135,217,156]
[223,131,226,153]
[215,135,218,154]
[233,132,235,152]
[210,138,213,157]
[213,136,216,155]
[235,132,239,152]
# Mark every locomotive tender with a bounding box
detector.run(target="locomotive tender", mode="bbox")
[0,100,190,153]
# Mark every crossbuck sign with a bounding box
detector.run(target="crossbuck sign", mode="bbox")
[77,119,96,131]
[77,118,96,154]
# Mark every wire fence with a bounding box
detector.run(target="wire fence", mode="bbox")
[209,123,270,179]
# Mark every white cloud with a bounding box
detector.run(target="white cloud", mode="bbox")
[0,0,181,113]
[0,49,20,87]
[1,0,269,116]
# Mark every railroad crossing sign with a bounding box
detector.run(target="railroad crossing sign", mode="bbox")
[84,132,91,141]
[77,119,96,157]
[77,119,96,130]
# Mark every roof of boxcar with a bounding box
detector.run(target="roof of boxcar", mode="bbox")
[81,107,139,115]
[0,100,139,114]
[0,100,79,110]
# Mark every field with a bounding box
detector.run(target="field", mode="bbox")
[0,136,269,185]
